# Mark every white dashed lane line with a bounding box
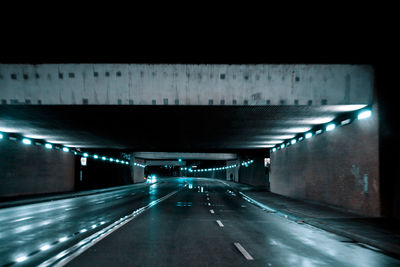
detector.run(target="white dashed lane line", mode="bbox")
[216,220,224,227]
[210,209,215,214]
[234,242,254,260]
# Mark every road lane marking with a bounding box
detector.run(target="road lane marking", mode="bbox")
[12,216,33,222]
[39,189,181,267]
[216,220,224,227]
[210,209,215,214]
[234,242,254,260]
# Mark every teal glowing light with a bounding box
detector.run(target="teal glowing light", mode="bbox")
[62,147,70,152]
[326,123,336,131]
[45,143,53,149]
[305,132,313,139]
[22,138,32,145]
[358,110,372,120]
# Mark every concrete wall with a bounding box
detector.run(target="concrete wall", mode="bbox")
[238,157,269,188]
[270,104,380,216]
[0,139,75,198]
[131,157,145,183]
[0,64,373,106]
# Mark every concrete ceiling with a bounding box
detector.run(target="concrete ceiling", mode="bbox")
[0,105,365,152]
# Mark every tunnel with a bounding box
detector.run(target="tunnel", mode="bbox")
[0,63,399,266]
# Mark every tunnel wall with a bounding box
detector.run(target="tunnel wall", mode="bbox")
[226,160,239,182]
[238,156,268,188]
[270,104,380,217]
[77,157,132,191]
[0,139,75,198]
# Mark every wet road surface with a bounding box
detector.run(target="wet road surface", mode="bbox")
[1,178,399,266]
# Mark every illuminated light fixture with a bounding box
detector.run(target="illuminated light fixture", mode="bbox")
[126,162,129,165]
[178,158,182,162]
[291,139,297,145]
[15,256,28,263]
[0,133,3,139]
[280,144,285,149]
[298,137,304,141]
[109,158,114,162]
[91,224,97,229]
[81,157,87,166]
[102,156,106,160]
[45,143,53,149]
[62,147,70,152]
[93,155,99,159]
[59,237,68,242]
[341,118,351,126]
[116,159,119,163]
[83,153,89,157]
[80,229,87,233]
[22,138,32,145]
[272,148,276,152]
[316,129,323,135]
[305,132,313,139]
[326,123,336,131]
[40,244,51,251]
[358,110,372,120]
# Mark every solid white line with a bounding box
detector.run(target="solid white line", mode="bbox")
[210,209,215,214]
[234,242,254,260]
[38,190,180,267]
[216,220,224,227]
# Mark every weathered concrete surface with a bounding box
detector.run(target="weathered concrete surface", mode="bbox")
[132,152,237,160]
[0,139,75,197]
[0,64,374,105]
[270,103,380,217]
[142,160,185,166]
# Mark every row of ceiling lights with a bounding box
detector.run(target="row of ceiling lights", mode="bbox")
[0,132,129,166]
[271,108,372,153]
[180,159,254,173]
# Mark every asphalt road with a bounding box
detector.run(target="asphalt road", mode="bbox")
[1,178,399,267]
